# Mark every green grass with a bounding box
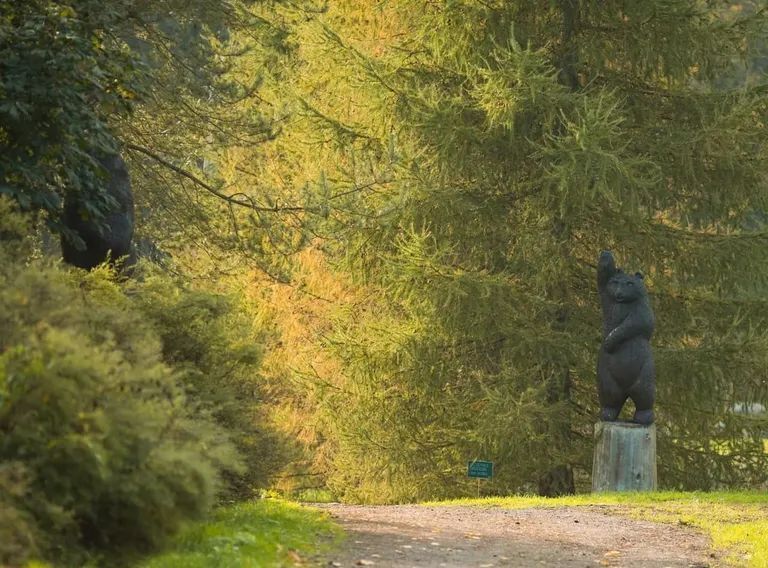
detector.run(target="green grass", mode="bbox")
[289,488,337,503]
[426,492,768,567]
[136,499,343,568]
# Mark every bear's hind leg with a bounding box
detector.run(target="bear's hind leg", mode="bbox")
[598,355,626,422]
[600,406,623,421]
[633,408,653,425]
[629,360,655,425]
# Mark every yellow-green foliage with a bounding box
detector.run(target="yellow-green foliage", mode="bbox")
[428,492,768,567]
[0,209,243,564]
[234,0,768,503]
[0,463,38,567]
[138,499,343,568]
[129,274,288,498]
[0,196,30,239]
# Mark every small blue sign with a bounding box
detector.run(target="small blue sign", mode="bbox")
[467,460,493,479]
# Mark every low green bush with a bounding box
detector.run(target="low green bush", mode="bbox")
[0,463,39,566]
[0,201,244,564]
[129,276,288,500]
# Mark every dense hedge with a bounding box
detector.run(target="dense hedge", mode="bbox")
[0,200,281,565]
[131,277,289,500]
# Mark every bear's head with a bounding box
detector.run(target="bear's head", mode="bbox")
[607,271,646,303]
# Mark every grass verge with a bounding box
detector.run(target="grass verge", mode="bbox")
[136,499,343,568]
[425,492,768,567]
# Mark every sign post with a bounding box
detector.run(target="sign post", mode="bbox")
[467,460,493,498]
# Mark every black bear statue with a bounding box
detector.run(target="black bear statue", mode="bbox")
[61,153,135,271]
[596,250,655,425]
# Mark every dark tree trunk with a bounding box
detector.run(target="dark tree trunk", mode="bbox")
[538,464,575,497]
[536,1,583,498]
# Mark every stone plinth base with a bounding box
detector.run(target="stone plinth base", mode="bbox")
[592,421,657,492]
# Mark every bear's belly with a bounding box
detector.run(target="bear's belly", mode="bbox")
[605,338,651,386]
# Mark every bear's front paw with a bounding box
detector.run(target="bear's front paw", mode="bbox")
[599,250,615,265]
[602,337,618,353]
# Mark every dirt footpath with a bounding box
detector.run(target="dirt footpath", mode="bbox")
[315,504,717,568]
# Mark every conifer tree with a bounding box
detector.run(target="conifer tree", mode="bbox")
[257,1,768,500]
[0,0,310,276]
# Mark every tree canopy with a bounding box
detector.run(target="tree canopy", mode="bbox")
[254,0,768,501]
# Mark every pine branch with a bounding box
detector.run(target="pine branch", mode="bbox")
[125,143,308,213]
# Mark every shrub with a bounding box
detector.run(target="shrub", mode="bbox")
[129,275,288,499]
[0,463,39,566]
[0,231,241,564]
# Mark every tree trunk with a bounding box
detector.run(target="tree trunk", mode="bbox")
[592,422,657,492]
[538,464,575,497]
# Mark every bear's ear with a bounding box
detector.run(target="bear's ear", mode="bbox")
[635,271,644,279]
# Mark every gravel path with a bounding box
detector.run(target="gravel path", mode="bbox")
[315,504,717,568]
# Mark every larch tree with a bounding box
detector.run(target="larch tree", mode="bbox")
[255,0,768,501]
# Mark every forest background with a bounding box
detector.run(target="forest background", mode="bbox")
[2,0,768,565]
